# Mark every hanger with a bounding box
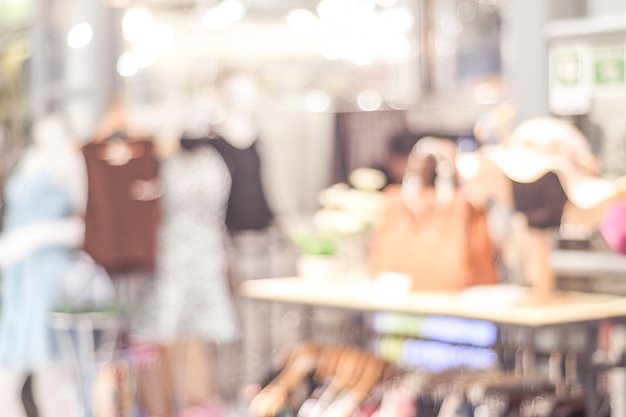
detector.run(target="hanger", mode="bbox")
[92,98,132,144]
[325,347,365,394]
[104,129,130,142]
[248,342,322,417]
[90,98,149,165]
[179,122,221,151]
[349,353,387,397]
[309,352,389,417]
[313,346,343,382]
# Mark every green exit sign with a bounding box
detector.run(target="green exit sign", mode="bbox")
[593,45,625,86]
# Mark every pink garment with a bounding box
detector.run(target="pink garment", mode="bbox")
[600,202,626,255]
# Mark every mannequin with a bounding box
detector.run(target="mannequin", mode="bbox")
[0,113,85,417]
[210,72,276,388]
[131,133,239,415]
[461,117,626,299]
[209,72,274,234]
[0,117,85,263]
[214,73,261,150]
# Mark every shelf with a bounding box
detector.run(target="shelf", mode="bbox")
[545,14,626,39]
[239,277,626,327]
[551,250,626,278]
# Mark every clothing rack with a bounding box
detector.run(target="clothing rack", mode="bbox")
[50,311,123,417]
[248,339,590,417]
[239,277,626,417]
[249,342,393,417]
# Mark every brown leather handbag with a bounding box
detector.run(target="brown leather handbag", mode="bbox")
[369,137,500,291]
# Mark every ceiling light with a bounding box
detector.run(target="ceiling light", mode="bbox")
[287,9,321,37]
[117,52,139,77]
[122,7,153,42]
[357,90,382,111]
[67,22,93,48]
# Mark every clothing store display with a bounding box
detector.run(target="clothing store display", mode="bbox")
[480,117,615,210]
[511,172,569,229]
[369,186,499,291]
[0,114,87,417]
[205,135,274,232]
[0,169,74,370]
[133,144,238,344]
[82,139,161,274]
[369,137,499,291]
[56,250,116,313]
[249,344,390,417]
[200,133,276,390]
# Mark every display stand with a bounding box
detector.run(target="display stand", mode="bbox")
[240,276,626,417]
[51,311,122,417]
[240,277,626,326]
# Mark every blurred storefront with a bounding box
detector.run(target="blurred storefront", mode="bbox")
[0,0,32,177]
[3,0,510,216]
[0,0,622,216]
[3,1,626,416]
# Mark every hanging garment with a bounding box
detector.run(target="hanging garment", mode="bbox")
[0,170,75,370]
[82,140,161,274]
[511,171,568,229]
[206,135,274,232]
[133,145,238,343]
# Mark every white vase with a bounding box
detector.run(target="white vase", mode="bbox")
[296,254,343,282]
[338,233,371,280]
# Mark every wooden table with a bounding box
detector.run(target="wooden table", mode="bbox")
[240,276,626,327]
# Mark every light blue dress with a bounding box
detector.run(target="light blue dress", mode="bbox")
[0,168,75,371]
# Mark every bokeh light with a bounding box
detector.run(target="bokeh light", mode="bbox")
[67,22,93,49]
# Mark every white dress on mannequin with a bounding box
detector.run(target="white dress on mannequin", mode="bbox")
[133,143,239,343]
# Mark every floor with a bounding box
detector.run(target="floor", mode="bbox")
[0,367,81,417]
[14,370,252,417]
[2,235,297,417]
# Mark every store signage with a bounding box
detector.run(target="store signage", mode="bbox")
[548,41,591,116]
[549,41,626,115]
[591,44,626,92]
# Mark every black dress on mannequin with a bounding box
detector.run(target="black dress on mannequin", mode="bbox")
[199,133,276,388]
[205,135,274,232]
[511,171,568,229]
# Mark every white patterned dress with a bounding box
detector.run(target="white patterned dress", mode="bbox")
[133,145,239,344]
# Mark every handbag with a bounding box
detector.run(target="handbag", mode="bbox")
[56,250,117,313]
[368,137,499,291]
